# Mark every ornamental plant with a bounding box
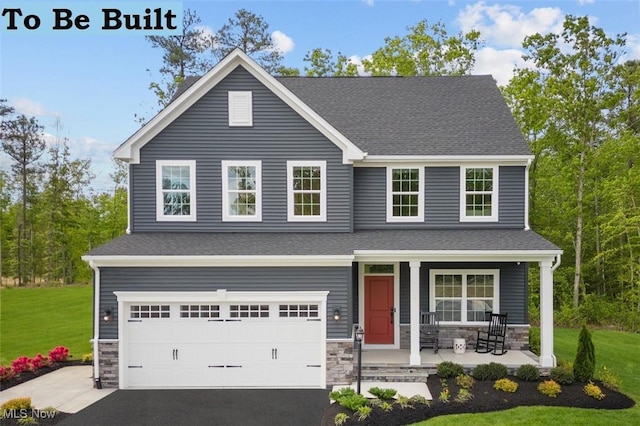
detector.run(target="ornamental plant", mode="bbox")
[599,366,622,391]
[29,354,50,371]
[538,379,562,398]
[584,381,605,400]
[516,364,540,382]
[573,325,596,382]
[455,374,475,389]
[454,388,474,402]
[48,346,70,362]
[0,366,15,382]
[494,378,519,393]
[11,357,30,375]
[437,361,464,378]
[368,386,397,400]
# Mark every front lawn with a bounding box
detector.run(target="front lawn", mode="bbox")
[0,285,92,365]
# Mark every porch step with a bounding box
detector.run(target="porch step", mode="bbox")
[359,365,432,383]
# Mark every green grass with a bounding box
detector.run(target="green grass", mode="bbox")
[0,285,93,365]
[414,327,640,425]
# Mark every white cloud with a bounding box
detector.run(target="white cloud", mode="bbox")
[457,2,564,49]
[578,0,595,5]
[472,47,528,86]
[346,55,372,76]
[626,34,640,61]
[362,0,375,6]
[271,30,294,54]
[11,97,48,117]
[194,25,216,49]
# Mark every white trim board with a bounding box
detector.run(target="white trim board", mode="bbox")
[82,255,355,268]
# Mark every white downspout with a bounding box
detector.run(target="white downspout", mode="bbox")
[551,253,562,272]
[126,163,131,234]
[89,261,101,383]
[524,158,531,230]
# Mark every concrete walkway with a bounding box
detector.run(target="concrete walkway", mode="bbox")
[0,366,115,413]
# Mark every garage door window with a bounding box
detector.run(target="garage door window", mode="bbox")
[279,304,319,318]
[180,305,220,318]
[130,305,170,319]
[230,304,269,318]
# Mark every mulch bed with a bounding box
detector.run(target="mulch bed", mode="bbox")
[321,376,636,425]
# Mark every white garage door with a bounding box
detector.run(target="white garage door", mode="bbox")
[118,292,327,389]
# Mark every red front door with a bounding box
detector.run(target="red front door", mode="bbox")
[364,276,394,344]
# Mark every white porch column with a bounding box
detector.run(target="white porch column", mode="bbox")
[409,261,421,366]
[539,260,556,368]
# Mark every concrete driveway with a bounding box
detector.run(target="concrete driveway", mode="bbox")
[59,388,330,426]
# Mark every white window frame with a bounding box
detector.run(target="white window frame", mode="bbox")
[156,160,197,222]
[429,269,500,325]
[460,166,499,222]
[221,160,262,222]
[287,161,327,222]
[386,166,424,222]
[228,91,253,126]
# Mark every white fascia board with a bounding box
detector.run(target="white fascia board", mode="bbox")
[114,49,364,164]
[353,250,562,263]
[81,254,354,268]
[355,155,534,167]
[114,290,329,303]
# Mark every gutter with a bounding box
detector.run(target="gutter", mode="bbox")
[88,261,101,387]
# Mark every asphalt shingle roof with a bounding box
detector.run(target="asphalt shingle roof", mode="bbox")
[173,73,530,157]
[86,229,559,257]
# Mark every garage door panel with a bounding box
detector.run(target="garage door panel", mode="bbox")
[124,298,325,389]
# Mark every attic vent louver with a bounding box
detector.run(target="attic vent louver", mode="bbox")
[228,91,253,126]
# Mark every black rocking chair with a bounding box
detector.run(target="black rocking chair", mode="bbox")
[420,311,439,353]
[475,313,508,355]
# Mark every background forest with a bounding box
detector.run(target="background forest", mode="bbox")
[1,10,638,332]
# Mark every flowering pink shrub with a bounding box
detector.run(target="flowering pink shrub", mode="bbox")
[29,353,50,371]
[48,346,70,362]
[0,365,15,381]
[11,356,30,375]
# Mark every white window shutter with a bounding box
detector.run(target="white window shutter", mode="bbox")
[228,91,253,126]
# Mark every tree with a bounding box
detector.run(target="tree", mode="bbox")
[573,324,596,382]
[362,20,482,76]
[146,9,214,107]
[1,112,46,285]
[303,48,358,77]
[519,15,626,308]
[213,9,283,74]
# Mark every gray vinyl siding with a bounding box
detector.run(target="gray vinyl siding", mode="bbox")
[395,262,527,324]
[354,166,525,229]
[131,66,351,232]
[99,266,351,340]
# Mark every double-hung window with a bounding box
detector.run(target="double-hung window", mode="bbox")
[386,167,424,222]
[156,160,196,221]
[287,161,326,222]
[430,270,499,323]
[461,166,498,221]
[221,161,262,222]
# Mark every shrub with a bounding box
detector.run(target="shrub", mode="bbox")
[368,386,397,400]
[437,361,464,378]
[550,363,574,385]
[472,362,507,381]
[528,327,540,355]
[29,354,50,371]
[409,395,429,406]
[355,405,372,421]
[494,378,519,393]
[396,395,413,409]
[598,366,621,391]
[584,381,605,400]
[516,364,540,382]
[573,325,596,382]
[81,353,94,364]
[1,397,34,413]
[334,412,348,426]
[18,417,38,426]
[454,388,474,402]
[455,374,475,389]
[439,387,450,403]
[329,388,369,411]
[0,366,15,382]
[48,346,70,362]
[11,357,31,375]
[537,380,562,398]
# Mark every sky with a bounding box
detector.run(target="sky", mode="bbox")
[1,0,639,192]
